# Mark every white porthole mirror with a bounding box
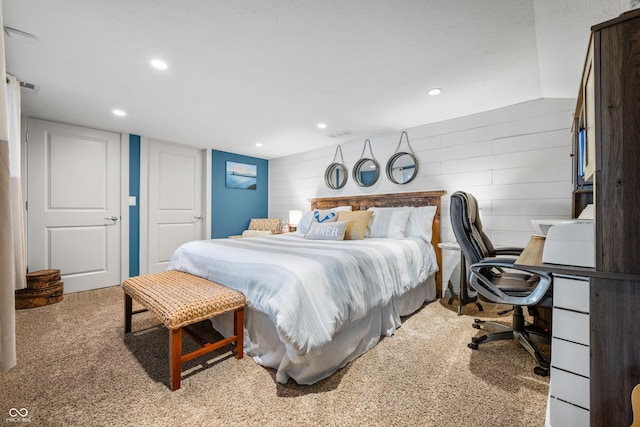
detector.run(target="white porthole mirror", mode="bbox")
[353,139,380,187]
[324,145,348,189]
[386,131,418,184]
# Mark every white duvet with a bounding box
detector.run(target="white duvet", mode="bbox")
[168,233,438,358]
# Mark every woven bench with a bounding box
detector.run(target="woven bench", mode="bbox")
[122,270,246,391]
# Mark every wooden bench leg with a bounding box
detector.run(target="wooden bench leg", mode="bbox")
[124,293,133,333]
[170,328,182,391]
[234,307,244,359]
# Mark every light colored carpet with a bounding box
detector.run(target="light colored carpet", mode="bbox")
[1,286,549,426]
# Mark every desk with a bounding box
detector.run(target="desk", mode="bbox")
[438,242,482,315]
[516,235,591,427]
[515,234,595,277]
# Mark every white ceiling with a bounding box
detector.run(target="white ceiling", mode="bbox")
[2,0,631,159]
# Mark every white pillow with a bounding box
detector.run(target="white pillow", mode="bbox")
[331,205,353,211]
[297,211,314,234]
[366,205,437,241]
[367,208,411,239]
[406,205,437,241]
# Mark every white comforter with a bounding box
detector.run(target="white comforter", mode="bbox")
[168,233,438,358]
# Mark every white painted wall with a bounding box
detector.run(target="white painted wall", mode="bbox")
[268,98,576,290]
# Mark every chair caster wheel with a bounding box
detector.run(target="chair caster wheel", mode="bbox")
[471,335,486,345]
[534,366,549,377]
[473,318,484,324]
[468,343,479,350]
[472,323,481,330]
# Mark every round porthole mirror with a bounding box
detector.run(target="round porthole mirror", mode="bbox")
[386,131,419,185]
[353,139,380,187]
[324,162,348,189]
[387,152,418,184]
[324,145,348,189]
[353,158,380,187]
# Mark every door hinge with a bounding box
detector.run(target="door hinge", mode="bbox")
[25,200,28,210]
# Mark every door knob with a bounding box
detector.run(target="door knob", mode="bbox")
[194,215,202,220]
[104,215,118,221]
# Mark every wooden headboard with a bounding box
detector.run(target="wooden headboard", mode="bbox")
[308,190,446,297]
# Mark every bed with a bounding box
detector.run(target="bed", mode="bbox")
[168,190,445,384]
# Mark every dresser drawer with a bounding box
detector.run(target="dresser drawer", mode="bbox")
[553,276,589,312]
[553,308,589,345]
[550,367,590,409]
[549,396,590,427]
[551,337,589,378]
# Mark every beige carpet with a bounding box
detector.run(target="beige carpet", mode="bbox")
[0,286,549,426]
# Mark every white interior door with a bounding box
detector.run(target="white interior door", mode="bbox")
[27,118,121,293]
[145,139,203,273]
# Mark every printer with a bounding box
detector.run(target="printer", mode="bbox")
[541,221,595,268]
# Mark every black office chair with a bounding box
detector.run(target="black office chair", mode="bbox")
[449,191,552,376]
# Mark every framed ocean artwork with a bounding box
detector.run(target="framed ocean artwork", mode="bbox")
[225,161,257,190]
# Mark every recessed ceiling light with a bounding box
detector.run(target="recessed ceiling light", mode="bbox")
[256,143,263,147]
[112,109,126,117]
[150,59,168,70]
[317,123,327,129]
[427,88,442,96]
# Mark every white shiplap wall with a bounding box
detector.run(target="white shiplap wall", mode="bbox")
[268,98,576,290]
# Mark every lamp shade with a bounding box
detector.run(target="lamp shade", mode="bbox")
[288,210,302,226]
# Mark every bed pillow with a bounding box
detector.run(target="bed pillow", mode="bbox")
[297,209,338,234]
[365,206,437,241]
[297,211,313,234]
[331,205,353,211]
[313,209,338,223]
[304,221,348,240]
[406,205,437,241]
[337,210,373,240]
[366,208,411,239]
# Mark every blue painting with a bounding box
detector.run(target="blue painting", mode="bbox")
[225,161,257,190]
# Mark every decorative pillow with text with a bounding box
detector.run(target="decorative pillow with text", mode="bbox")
[304,221,348,240]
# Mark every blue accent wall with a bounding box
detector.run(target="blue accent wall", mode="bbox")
[211,150,269,238]
[127,143,268,269]
[129,134,140,277]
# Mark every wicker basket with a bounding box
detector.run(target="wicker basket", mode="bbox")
[16,269,64,309]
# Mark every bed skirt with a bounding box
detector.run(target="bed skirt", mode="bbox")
[210,275,436,384]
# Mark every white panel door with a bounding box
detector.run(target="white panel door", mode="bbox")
[146,140,203,273]
[27,118,121,293]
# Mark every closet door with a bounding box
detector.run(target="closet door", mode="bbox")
[143,139,204,274]
[27,118,121,293]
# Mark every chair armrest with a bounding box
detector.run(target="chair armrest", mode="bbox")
[469,260,551,306]
[494,247,524,256]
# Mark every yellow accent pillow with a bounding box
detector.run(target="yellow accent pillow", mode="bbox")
[337,210,374,240]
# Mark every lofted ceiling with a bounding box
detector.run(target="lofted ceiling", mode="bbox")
[2,0,631,159]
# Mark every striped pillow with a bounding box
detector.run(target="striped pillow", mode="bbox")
[367,208,411,239]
